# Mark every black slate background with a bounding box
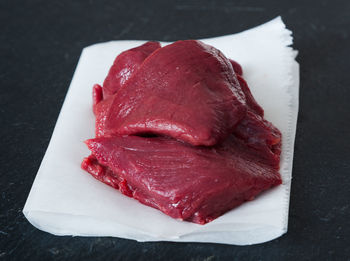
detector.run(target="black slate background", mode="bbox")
[1,0,349,260]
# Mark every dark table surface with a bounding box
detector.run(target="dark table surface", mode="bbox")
[1,0,349,260]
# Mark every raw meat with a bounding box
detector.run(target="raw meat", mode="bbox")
[98,40,247,146]
[82,135,282,224]
[102,41,161,99]
[91,41,160,116]
[82,40,283,225]
[92,84,103,114]
[233,111,281,168]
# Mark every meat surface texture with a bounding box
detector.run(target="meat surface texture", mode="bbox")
[83,135,281,224]
[96,40,247,146]
[82,40,283,225]
[102,41,161,99]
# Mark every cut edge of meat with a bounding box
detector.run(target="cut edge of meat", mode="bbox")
[101,40,248,146]
[229,59,243,76]
[81,151,281,224]
[233,111,282,169]
[82,40,284,225]
[187,178,281,224]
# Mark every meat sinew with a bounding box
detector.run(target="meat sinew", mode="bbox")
[82,40,282,225]
[82,135,281,224]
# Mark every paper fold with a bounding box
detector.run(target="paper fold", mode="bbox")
[23,16,299,245]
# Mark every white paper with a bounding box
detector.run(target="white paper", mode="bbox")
[23,17,299,245]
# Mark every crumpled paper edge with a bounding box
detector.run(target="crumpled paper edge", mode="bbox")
[269,18,299,238]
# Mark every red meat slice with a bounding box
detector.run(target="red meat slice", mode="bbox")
[100,40,247,146]
[102,41,161,99]
[83,40,283,224]
[82,135,282,224]
[94,72,279,162]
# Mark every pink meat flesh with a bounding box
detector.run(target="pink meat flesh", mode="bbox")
[102,41,161,99]
[101,40,248,146]
[82,135,281,224]
[229,59,243,76]
[83,40,283,225]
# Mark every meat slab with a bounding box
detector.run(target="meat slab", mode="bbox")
[96,40,247,146]
[82,135,281,224]
[82,40,282,224]
[102,41,161,98]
